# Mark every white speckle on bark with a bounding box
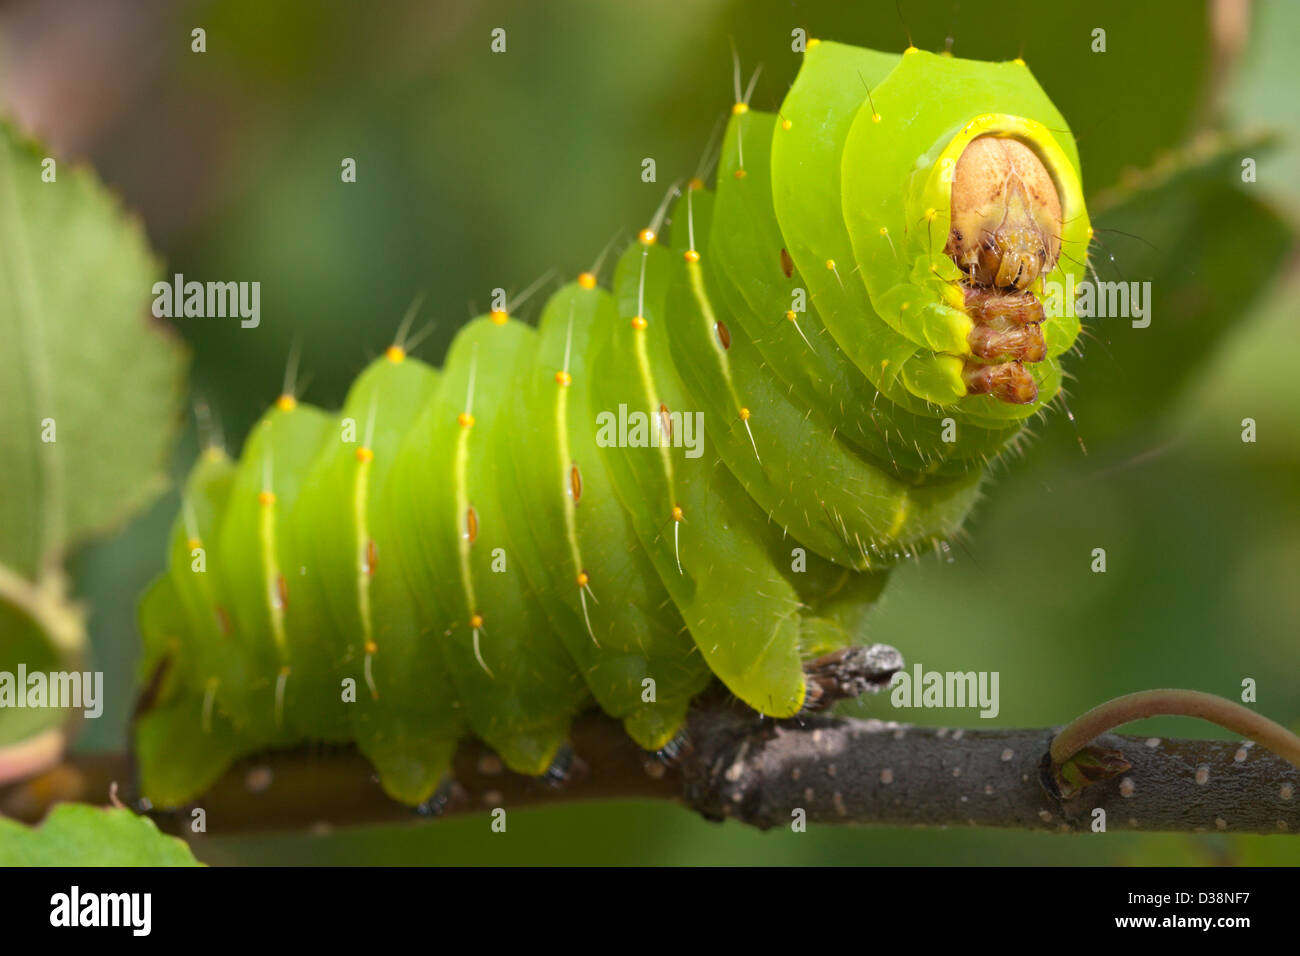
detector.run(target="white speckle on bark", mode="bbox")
[1119,777,1136,797]
[1280,783,1294,801]
[1145,737,1161,748]
[1038,809,1052,822]
[477,754,504,776]
[1215,817,1228,830]
[1001,748,1014,762]
[880,768,894,784]
[1195,764,1210,786]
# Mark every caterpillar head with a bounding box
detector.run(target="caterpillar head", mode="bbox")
[944,135,1063,291]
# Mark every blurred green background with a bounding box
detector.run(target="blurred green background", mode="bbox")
[3,0,1297,864]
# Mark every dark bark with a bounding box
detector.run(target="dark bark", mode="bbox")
[3,702,1296,837]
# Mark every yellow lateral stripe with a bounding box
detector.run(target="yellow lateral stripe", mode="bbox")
[453,421,477,618]
[554,383,584,577]
[685,259,745,411]
[258,491,288,658]
[353,454,374,650]
[631,327,677,494]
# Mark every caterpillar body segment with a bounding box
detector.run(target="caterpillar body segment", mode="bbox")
[503,283,710,753]
[137,40,1088,807]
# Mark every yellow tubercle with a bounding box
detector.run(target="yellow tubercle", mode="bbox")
[258,490,276,507]
[576,571,589,588]
[186,537,202,551]
[671,505,684,522]
[355,446,374,462]
[469,613,484,630]
[489,309,509,326]
[457,412,475,428]
[555,370,572,387]
[630,316,648,331]
[738,407,750,421]
[732,102,749,115]
[638,228,656,246]
[275,394,297,412]
[385,344,406,363]
[578,272,597,289]
[684,249,700,263]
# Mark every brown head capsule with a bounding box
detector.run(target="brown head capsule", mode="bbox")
[944,136,1061,290]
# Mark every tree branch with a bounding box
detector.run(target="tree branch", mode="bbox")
[3,700,1297,837]
[682,703,1299,834]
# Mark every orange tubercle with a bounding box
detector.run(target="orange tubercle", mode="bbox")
[631,316,648,331]
[457,412,475,428]
[555,370,572,386]
[576,571,589,588]
[684,249,700,263]
[355,446,374,462]
[578,272,597,289]
[470,613,484,630]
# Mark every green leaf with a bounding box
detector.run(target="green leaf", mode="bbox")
[0,803,200,866]
[0,121,186,577]
[0,121,186,745]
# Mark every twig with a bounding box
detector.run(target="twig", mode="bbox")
[2,702,1297,837]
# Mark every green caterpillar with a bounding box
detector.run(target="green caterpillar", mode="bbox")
[136,40,1090,807]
